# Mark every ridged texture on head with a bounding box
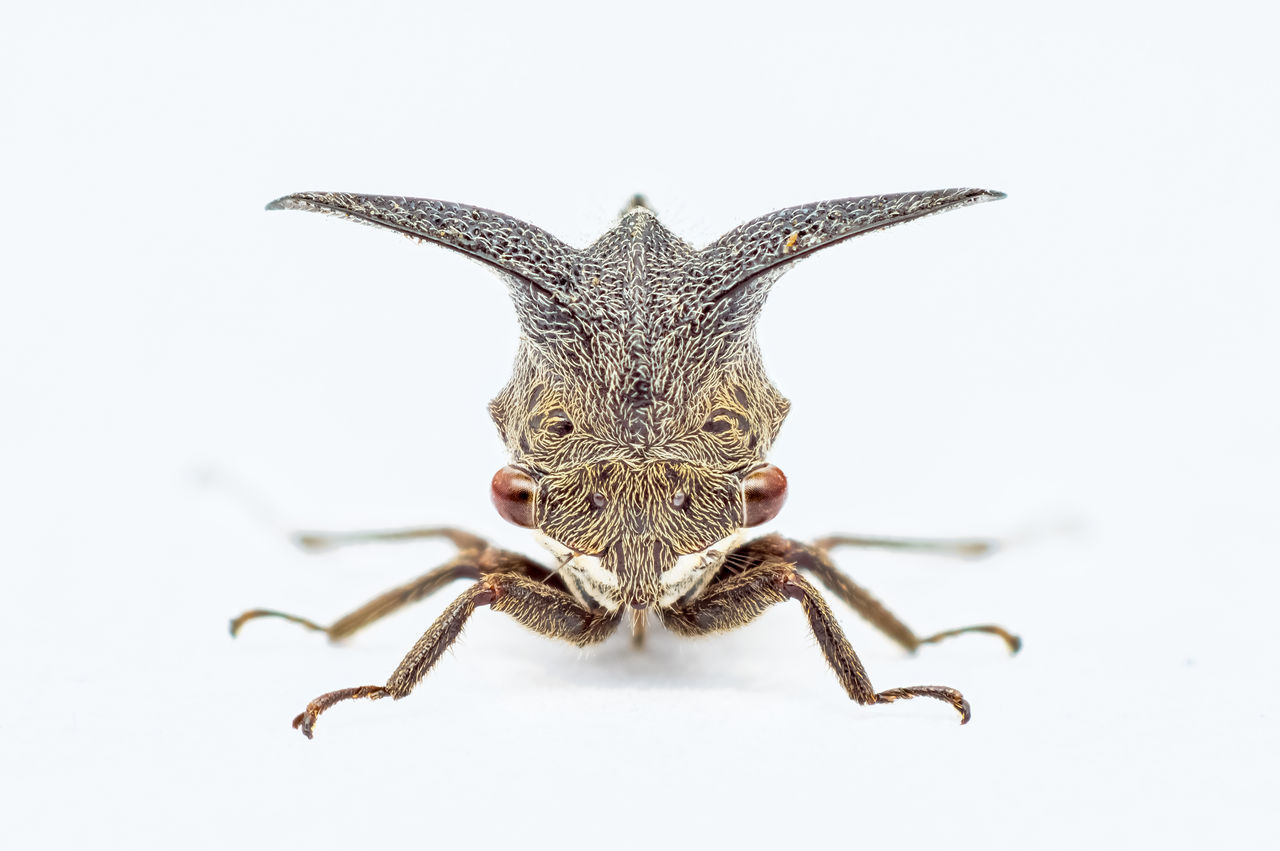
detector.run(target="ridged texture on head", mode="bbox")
[268,187,999,460]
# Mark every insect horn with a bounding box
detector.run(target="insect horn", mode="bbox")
[265,192,580,304]
[696,188,1005,320]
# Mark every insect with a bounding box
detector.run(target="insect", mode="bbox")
[231,188,1020,738]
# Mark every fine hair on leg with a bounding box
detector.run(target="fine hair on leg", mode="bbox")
[661,551,971,723]
[292,570,621,738]
[739,534,1021,654]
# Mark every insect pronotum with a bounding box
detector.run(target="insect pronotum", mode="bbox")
[231,189,1019,738]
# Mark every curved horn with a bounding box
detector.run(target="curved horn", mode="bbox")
[266,192,579,296]
[700,188,1005,301]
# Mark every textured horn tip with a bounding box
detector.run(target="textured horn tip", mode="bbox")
[265,195,295,211]
[976,189,1007,201]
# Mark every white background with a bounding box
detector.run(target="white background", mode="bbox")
[2,1,1276,848]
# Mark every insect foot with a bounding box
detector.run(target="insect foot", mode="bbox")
[292,685,390,740]
[875,686,971,724]
[235,188,1013,737]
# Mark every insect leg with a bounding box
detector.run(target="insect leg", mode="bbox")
[660,558,970,723]
[230,541,564,641]
[292,570,621,738]
[813,534,997,558]
[291,525,488,553]
[762,535,1018,653]
[229,555,482,640]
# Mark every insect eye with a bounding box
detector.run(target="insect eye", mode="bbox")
[742,465,787,527]
[671,490,688,510]
[491,466,536,528]
[589,492,607,510]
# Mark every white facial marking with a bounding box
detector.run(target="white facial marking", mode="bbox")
[535,530,743,611]
[658,530,743,607]
[534,532,622,612]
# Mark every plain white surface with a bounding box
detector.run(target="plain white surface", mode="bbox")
[2,1,1276,848]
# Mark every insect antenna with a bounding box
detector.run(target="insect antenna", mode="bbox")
[540,549,577,584]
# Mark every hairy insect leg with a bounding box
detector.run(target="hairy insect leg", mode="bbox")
[230,540,564,642]
[292,525,487,553]
[293,571,622,738]
[660,559,970,723]
[793,536,1020,653]
[814,534,997,559]
[229,557,483,640]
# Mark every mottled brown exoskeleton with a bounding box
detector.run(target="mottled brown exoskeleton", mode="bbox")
[231,188,1020,738]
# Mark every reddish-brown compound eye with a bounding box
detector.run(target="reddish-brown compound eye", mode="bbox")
[491,466,536,528]
[743,464,787,527]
